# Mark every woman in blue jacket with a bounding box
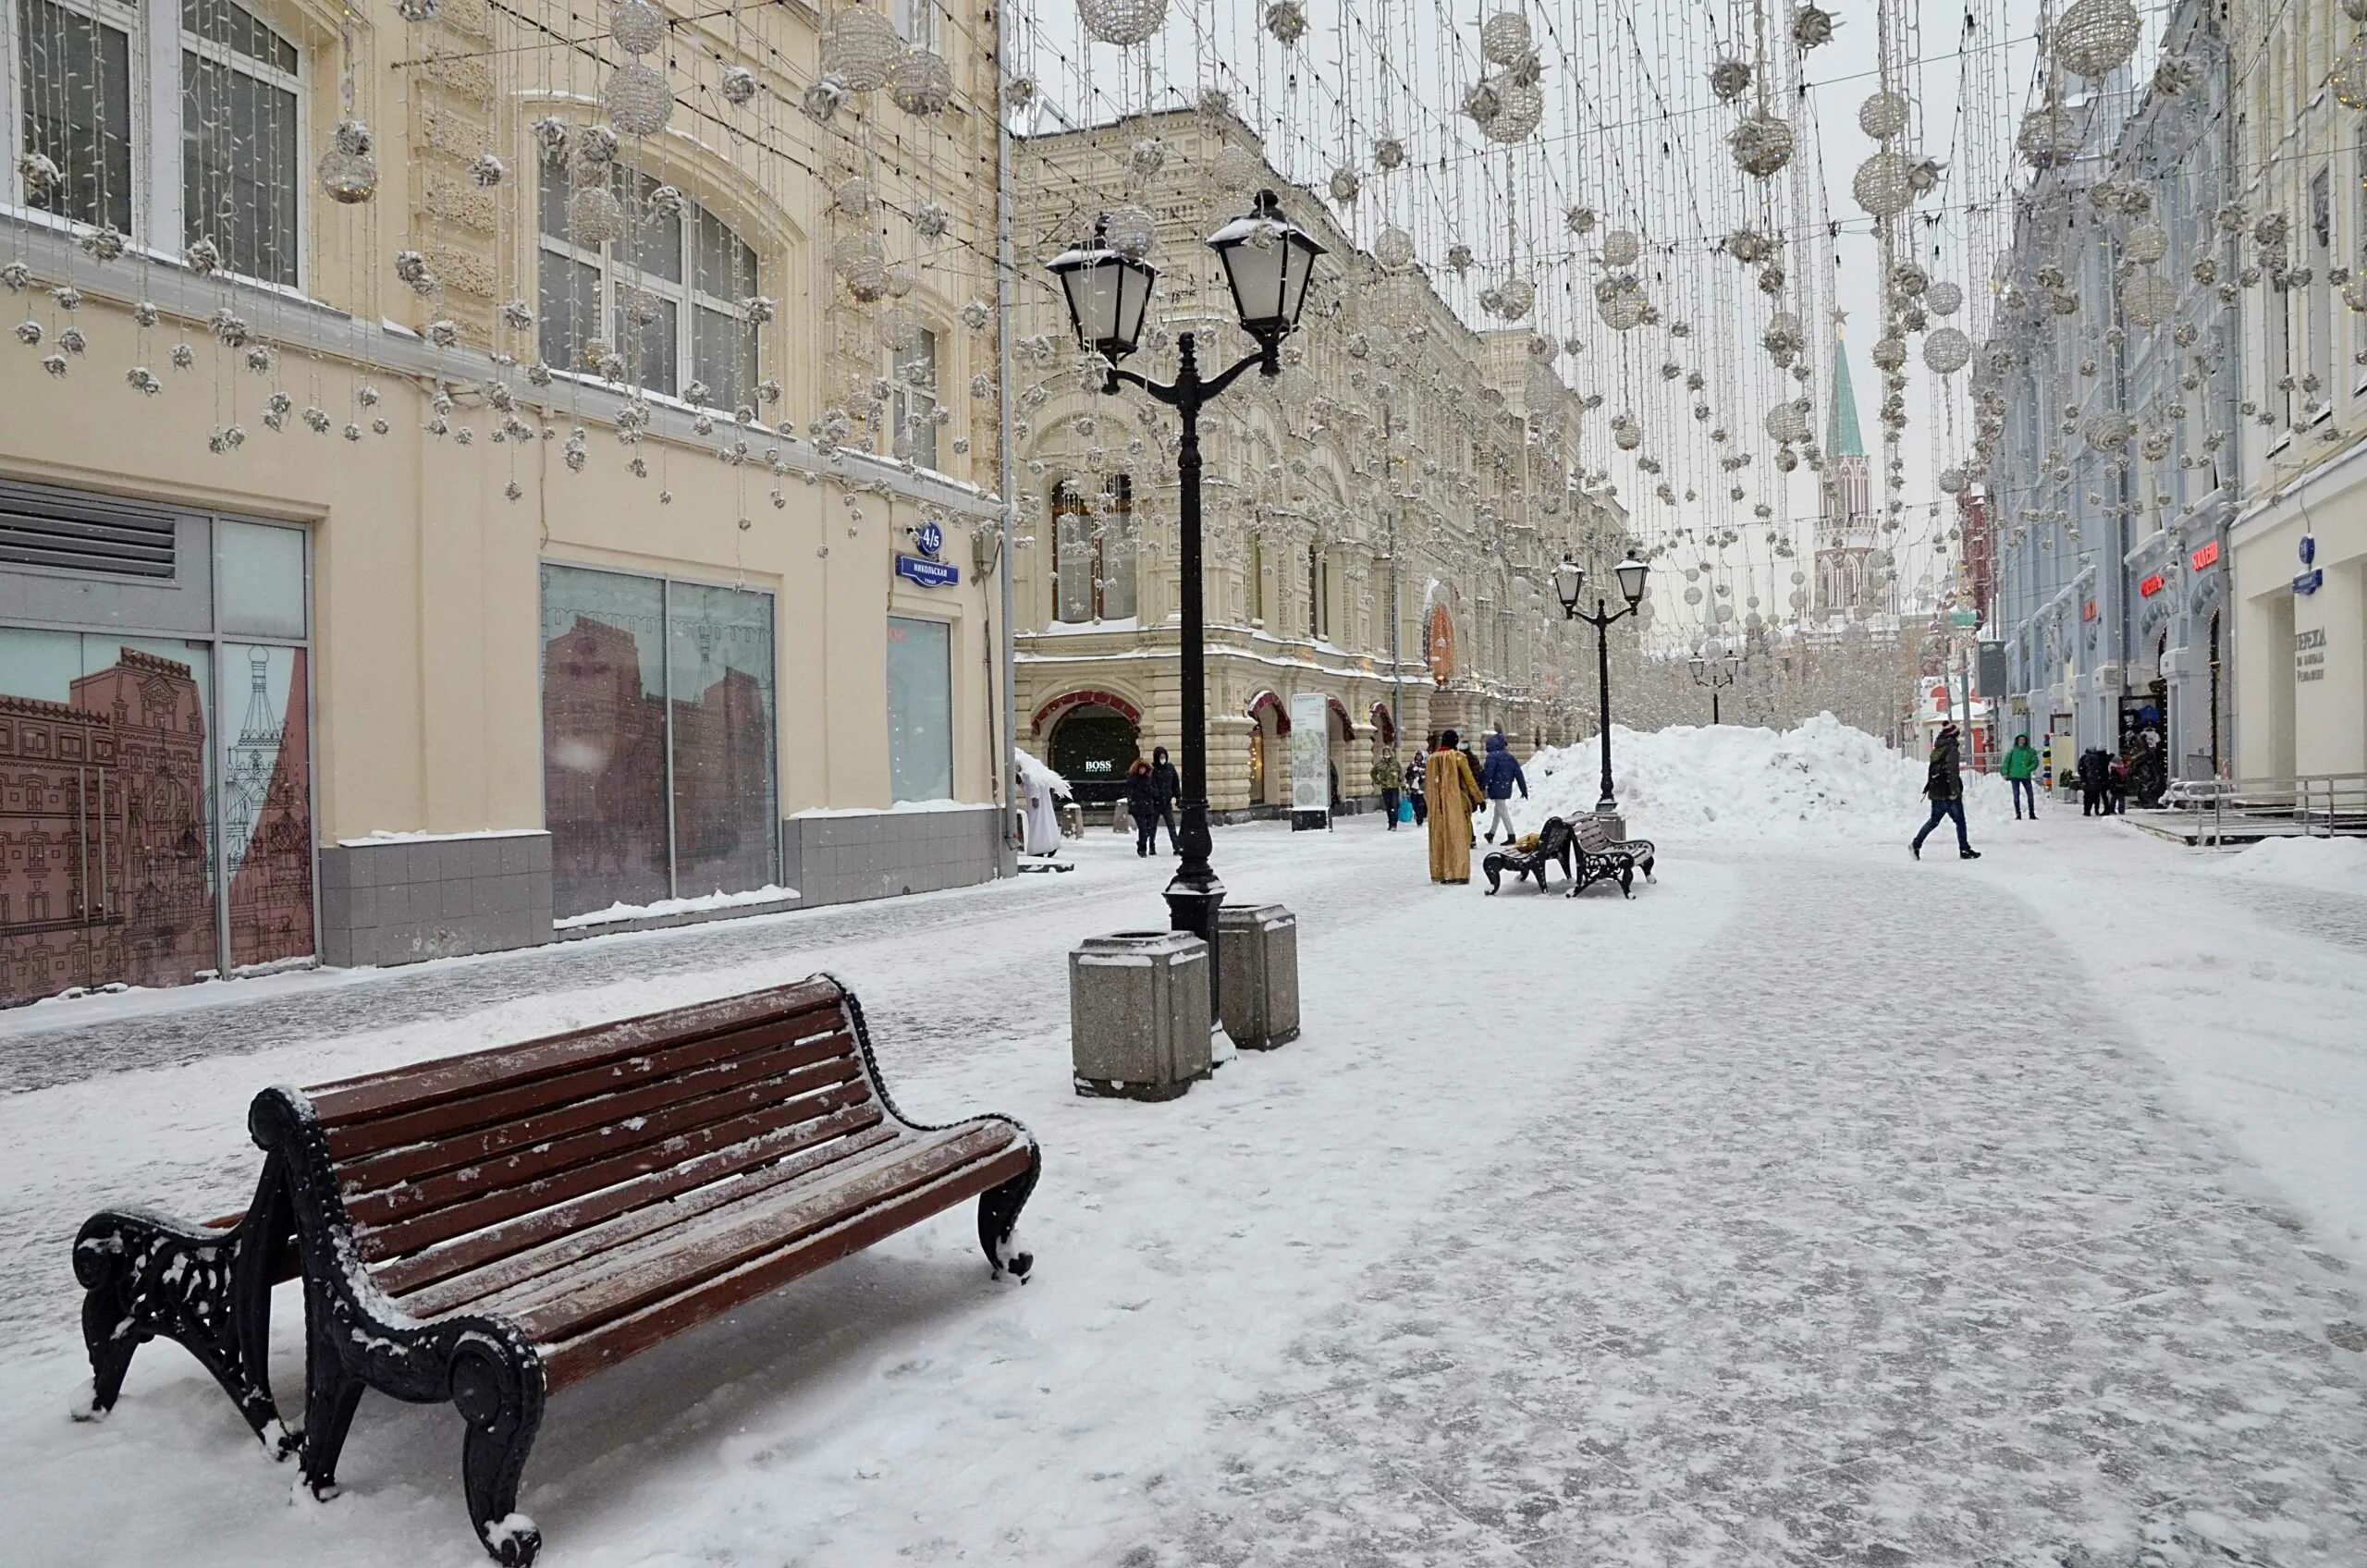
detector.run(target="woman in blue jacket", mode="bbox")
[1479,730,1527,844]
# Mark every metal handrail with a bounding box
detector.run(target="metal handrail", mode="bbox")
[2162,771,2367,845]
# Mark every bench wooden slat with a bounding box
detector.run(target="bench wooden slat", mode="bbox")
[352,1072,877,1264]
[325,1013,849,1168]
[538,1142,1036,1394]
[388,1114,902,1317]
[342,1052,867,1231]
[304,980,846,1125]
[336,1027,859,1194]
[507,1124,1021,1343]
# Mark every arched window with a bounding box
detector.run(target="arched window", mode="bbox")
[539,168,760,405]
[1050,475,1135,622]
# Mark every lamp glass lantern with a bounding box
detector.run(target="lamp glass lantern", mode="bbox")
[1049,221,1157,362]
[1209,190,1326,344]
[1552,557,1584,613]
[1613,556,1650,606]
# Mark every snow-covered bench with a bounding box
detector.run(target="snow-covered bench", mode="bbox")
[1483,815,1576,894]
[71,976,1039,1566]
[1567,816,1657,900]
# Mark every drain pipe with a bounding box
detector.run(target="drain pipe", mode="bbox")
[994,16,1020,875]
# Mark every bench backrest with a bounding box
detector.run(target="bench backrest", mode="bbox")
[291,977,888,1313]
[1537,816,1571,856]
[1573,815,1612,851]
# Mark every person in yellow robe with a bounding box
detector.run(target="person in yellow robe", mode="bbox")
[1425,729,1484,884]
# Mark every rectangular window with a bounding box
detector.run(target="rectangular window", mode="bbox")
[892,327,939,472]
[2310,167,2333,417]
[539,565,778,918]
[893,0,938,48]
[1049,476,1133,621]
[180,30,299,287]
[1247,533,1265,624]
[886,616,952,803]
[16,0,134,233]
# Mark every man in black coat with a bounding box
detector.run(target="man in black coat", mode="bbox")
[1148,745,1182,853]
[1911,723,1981,861]
[2078,746,2110,816]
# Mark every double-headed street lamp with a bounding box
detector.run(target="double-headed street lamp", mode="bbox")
[1688,651,1740,725]
[1049,190,1326,1012]
[1551,554,1650,815]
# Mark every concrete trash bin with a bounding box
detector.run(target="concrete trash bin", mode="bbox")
[1216,903,1299,1050]
[1070,930,1213,1100]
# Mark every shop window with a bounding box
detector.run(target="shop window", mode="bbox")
[539,564,778,918]
[886,616,952,802]
[1050,475,1135,621]
[538,168,760,406]
[9,0,300,286]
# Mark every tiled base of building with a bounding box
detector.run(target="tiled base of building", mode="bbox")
[783,805,1008,907]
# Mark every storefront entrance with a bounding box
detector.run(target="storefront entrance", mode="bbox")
[0,483,314,1005]
[1047,702,1139,807]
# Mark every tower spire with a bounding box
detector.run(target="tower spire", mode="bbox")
[1827,322,1865,459]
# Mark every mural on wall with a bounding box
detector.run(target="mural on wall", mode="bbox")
[0,644,218,1004]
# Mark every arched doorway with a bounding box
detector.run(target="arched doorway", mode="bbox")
[1036,689,1142,807]
[1245,690,1290,809]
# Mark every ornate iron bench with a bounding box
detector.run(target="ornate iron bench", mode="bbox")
[1567,816,1657,899]
[72,976,1038,1565]
[1482,815,1575,893]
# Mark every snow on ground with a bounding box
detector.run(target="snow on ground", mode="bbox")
[3,726,2364,1566]
[1517,713,2014,839]
[2202,832,2367,895]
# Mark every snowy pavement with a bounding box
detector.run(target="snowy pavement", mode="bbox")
[3,806,2363,1567]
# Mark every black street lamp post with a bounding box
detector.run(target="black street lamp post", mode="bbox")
[1049,191,1325,1026]
[1688,652,1739,724]
[1551,555,1650,815]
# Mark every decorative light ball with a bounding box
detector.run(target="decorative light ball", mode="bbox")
[2083,410,2131,452]
[1484,79,1545,142]
[318,120,378,204]
[1793,3,1835,48]
[396,0,438,19]
[2121,274,2177,328]
[1073,0,1168,47]
[1729,112,1795,178]
[1328,166,1361,203]
[1852,152,1913,218]
[2054,0,2141,80]
[833,232,888,291]
[1858,90,1909,140]
[890,49,953,116]
[913,200,951,239]
[1601,228,1642,267]
[1129,137,1168,178]
[1490,276,1535,319]
[568,184,627,245]
[2124,224,2167,264]
[1216,142,1263,190]
[1264,0,1306,44]
[1765,398,1810,442]
[1613,421,1643,451]
[1479,7,1532,64]
[573,124,619,167]
[1372,135,1406,171]
[835,176,877,217]
[1870,336,1907,372]
[1374,227,1418,272]
[603,62,674,136]
[1683,585,1703,606]
[720,65,759,105]
[823,5,904,88]
[1888,263,1928,300]
[2333,36,2367,110]
[1103,202,1157,258]
[1926,281,1964,316]
[1595,274,1647,330]
[1922,327,1972,374]
[2017,108,2079,170]
[609,0,666,55]
[879,309,922,353]
[885,262,916,299]
[1709,59,1752,101]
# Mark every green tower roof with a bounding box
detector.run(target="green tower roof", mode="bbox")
[1828,330,1865,459]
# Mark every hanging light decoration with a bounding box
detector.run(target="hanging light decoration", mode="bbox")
[1926,281,1965,315]
[1792,3,1835,49]
[2054,0,2142,80]
[2017,108,2080,170]
[1479,6,1532,63]
[1263,0,1307,44]
[1601,229,1642,267]
[1853,153,1914,218]
[1858,91,1909,140]
[890,50,953,115]
[1074,0,1169,47]
[1922,328,1972,374]
[603,62,674,135]
[1730,112,1795,178]
[318,120,378,204]
[2121,275,2177,328]
[823,4,906,85]
[1710,59,1752,101]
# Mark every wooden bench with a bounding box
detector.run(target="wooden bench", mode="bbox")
[1567,817,1657,899]
[1482,815,1575,894]
[72,976,1039,1565]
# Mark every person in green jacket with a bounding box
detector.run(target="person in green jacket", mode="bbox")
[1371,748,1403,830]
[2002,732,2040,820]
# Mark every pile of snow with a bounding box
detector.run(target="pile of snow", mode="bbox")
[555,883,799,930]
[1014,745,1072,800]
[1514,713,2012,840]
[2203,833,2367,894]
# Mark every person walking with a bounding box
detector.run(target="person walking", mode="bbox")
[1148,745,1182,852]
[1478,730,1528,844]
[1458,736,1483,848]
[1371,746,1403,829]
[2078,746,2109,817]
[1425,729,1484,883]
[1910,721,1981,861]
[1123,758,1160,857]
[2105,753,2129,815]
[2002,731,2040,821]
[1404,749,1428,827]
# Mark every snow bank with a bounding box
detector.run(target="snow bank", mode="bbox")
[1517,713,2013,839]
[2203,833,2367,894]
[555,883,800,930]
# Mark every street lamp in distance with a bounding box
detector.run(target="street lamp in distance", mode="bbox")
[1688,651,1741,724]
[1049,190,1326,1027]
[1554,554,1650,818]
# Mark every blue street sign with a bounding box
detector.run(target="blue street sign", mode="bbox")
[896,553,960,589]
[915,520,945,558]
[2293,568,2323,595]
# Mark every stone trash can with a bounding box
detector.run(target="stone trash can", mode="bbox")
[1069,930,1213,1100]
[1216,903,1299,1051]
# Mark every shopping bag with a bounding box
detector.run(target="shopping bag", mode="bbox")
[1397,798,1414,824]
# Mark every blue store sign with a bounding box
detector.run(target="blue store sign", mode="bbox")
[2294,532,2322,596]
[896,553,960,589]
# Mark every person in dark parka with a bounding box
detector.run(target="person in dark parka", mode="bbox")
[1911,723,1981,861]
[1124,758,1160,856]
[1149,745,1182,852]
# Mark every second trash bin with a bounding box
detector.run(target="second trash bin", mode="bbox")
[1216,902,1299,1050]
